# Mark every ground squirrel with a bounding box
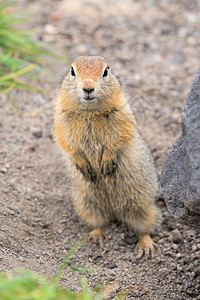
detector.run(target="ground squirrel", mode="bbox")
[54,56,160,258]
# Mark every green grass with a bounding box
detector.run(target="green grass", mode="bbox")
[0,271,99,300]
[0,241,127,300]
[0,241,104,300]
[0,0,66,93]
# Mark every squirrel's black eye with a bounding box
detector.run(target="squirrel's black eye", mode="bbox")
[71,66,75,77]
[103,66,109,77]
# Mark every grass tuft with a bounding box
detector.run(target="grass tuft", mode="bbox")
[0,0,67,93]
[0,240,127,299]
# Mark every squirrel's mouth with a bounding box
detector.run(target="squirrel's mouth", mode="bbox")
[83,96,96,101]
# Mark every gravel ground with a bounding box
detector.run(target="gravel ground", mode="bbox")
[0,0,200,299]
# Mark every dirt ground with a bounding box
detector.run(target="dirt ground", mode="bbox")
[0,0,200,299]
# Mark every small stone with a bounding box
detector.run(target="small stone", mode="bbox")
[29,144,37,152]
[194,260,198,267]
[192,244,197,252]
[191,272,195,278]
[188,263,194,271]
[186,229,196,237]
[158,199,165,206]
[194,266,200,276]
[182,278,188,285]
[50,12,62,21]
[127,230,135,238]
[77,44,88,55]
[120,233,125,239]
[163,211,170,218]
[31,127,43,138]
[93,253,102,261]
[0,168,7,173]
[158,238,164,244]
[186,36,196,46]
[106,262,117,269]
[18,257,26,262]
[171,229,182,243]
[177,265,183,273]
[176,253,182,259]
[133,73,142,82]
[172,243,178,250]
[124,236,135,245]
[43,24,58,34]
[42,34,56,42]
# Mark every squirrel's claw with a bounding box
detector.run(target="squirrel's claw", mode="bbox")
[76,164,97,182]
[134,234,156,259]
[101,160,117,176]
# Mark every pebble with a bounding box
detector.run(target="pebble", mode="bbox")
[177,265,183,273]
[31,127,43,138]
[176,253,182,259]
[192,244,197,252]
[172,243,178,250]
[171,229,182,243]
[105,262,117,269]
[158,238,164,244]
[133,73,142,82]
[194,260,198,267]
[77,44,89,55]
[93,253,102,261]
[43,24,58,34]
[186,36,196,46]
[182,278,188,285]
[188,263,194,270]
[0,168,7,174]
[124,236,135,245]
[42,34,56,42]
[163,211,170,218]
[18,257,26,262]
[185,229,196,237]
[50,12,62,21]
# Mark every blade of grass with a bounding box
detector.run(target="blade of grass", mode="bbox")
[54,239,84,284]
[0,63,35,80]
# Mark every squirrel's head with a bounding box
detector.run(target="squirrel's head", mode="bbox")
[60,56,122,111]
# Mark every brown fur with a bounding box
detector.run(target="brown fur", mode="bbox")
[54,56,161,257]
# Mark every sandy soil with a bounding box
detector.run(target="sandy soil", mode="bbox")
[0,0,200,298]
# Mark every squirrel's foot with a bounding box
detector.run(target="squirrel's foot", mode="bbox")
[101,159,117,177]
[135,234,156,259]
[76,164,97,182]
[89,228,104,248]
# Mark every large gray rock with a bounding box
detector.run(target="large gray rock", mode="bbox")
[161,68,200,230]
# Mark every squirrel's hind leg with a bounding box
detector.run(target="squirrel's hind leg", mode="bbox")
[125,205,159,259]
[89,228,104,248]
[74,199,110,248]
[135,234,156,259]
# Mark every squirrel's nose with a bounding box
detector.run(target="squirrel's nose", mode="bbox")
[83,87,94,93]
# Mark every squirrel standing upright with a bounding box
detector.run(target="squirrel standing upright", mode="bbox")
[54,56,161,258]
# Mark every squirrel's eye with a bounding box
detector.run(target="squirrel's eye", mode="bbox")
[71,66,75,77]
[103,66,109,77]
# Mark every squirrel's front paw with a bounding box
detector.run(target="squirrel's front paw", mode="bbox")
[101,159,117,176]
[76,164,97,182]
